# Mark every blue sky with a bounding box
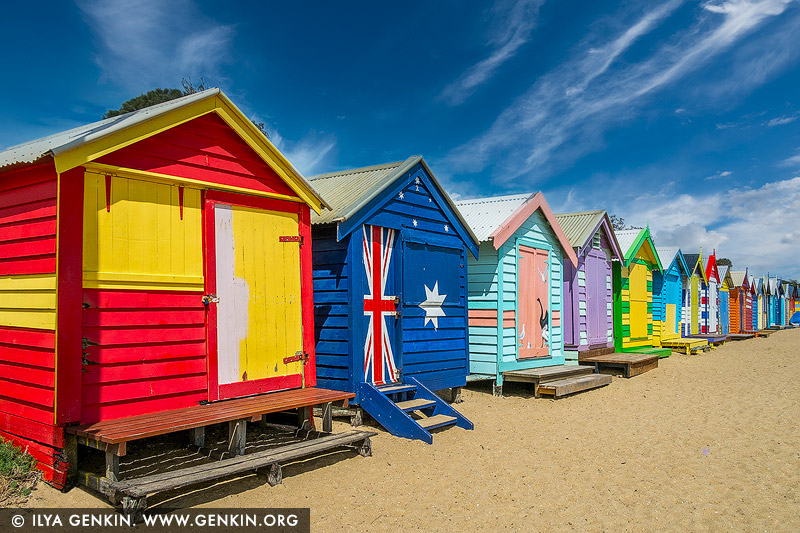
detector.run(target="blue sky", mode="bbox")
[2,0,800,278]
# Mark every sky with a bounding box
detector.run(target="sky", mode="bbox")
[1,0,799,279]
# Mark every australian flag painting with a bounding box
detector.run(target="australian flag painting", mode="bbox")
[362,225,399,385]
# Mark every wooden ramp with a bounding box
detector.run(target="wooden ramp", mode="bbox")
[660,337,710,355]
[621,346,673,358]
[503,365,611,399]
[578,352,658,378]
[727,333,755,341]
[688,333,727,346]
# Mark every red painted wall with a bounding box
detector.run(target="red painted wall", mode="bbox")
[80,290,208,423]
[0,162,64,487]
[97,113,298,198]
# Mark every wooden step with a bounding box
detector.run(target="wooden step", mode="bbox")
[503,365,594,385]
[417,414,456,430]
[395,399,436,412]
[536,374,612,399]
[579,352,658,378]
[377,384,416,395]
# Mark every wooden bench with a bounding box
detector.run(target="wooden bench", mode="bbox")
[65,387,356,496]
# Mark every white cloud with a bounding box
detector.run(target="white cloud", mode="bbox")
[439,0,544,105]
[779,152,800,166]
[269,130,337,177]
[78,0,234,90]
[444,0,799,185]
[705,170,733,180]
[766,112,800,126]
[625,177,800,278]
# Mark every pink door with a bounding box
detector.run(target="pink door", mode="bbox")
[518,246,550,358]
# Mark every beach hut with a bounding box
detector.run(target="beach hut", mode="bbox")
[653,248,708,354]
[728,269,752,337]
[704,251,722,335]
[552,210,623,363]
[718,265,734,335]
[454,197,612,398]
[753,276,765,331]
[681,253,707,336]
[309,157,478,443]
[612,228,670,357]
[0,89,375,495]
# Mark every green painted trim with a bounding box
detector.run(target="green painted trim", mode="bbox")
[613,260,623,351]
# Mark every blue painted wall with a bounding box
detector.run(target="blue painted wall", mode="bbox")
[312,163,472,400]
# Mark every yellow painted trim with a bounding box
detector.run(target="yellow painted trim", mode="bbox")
[54,104,217,174]
[84,163,305,204]
[0,274,58,331]
[52,93,326,213]
[82,272,204,291]
[0,274,57,290]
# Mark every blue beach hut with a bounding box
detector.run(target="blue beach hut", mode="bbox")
[308,156,479,443]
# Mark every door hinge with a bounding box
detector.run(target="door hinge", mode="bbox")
[283,351,309,364]
[279,235,303,243]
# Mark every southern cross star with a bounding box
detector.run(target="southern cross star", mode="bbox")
[419,281,446,330]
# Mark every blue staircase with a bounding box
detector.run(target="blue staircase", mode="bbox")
[357,377,473,444]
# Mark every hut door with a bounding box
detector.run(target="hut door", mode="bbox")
[206,198,304,401]
[518,246,550,358]
[690,276,699,335]
[628,262,648,340]
[362,225,400,386]
[585,254,607,346]
[708,280,718,333]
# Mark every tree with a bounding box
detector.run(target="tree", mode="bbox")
[102,88,184,119]
[717,257,733,268]
[609,214,626,231]
[102,78,269,137]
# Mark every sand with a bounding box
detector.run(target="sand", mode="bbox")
[20,328,800,531]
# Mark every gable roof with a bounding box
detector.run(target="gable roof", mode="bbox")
[308,156,479,254]
[656,247,690,276]
[455,192,578,266]
[554,210,624,262]
[705,252,721,283]
[614,228,662,270]
[683,253,709,284]
[730,270,748,288]
[0,88,329,213]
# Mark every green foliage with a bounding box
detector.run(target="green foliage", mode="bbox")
[717,257,733,268]
[0,438,38,504]
[102,88,185,119]
[609,214,626,231]
[102,77,270,137]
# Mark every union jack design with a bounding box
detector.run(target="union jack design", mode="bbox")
[363,225,398,385]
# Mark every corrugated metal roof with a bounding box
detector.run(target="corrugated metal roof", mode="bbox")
[553,210,605,248]
[307,158,412,225]
[718,265,729,280]
[614,229,643,257]
[0,89,221,171]
[656,246,680,269]
[454,193,532,242]
[730,270,747,287]
[684,253,701,271]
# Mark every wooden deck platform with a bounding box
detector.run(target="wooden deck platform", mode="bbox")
[660,337,710,355]
[65,387,356,501]
[727,333,755,341]
[578,352,659,378]
[503,365,611,398]
[577,346,616,362]
[743,330,771,338]
[621,346,673,358]
[688,334,727,346]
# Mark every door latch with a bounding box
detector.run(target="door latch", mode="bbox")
[283,351,309,364]
[202,294,220,306]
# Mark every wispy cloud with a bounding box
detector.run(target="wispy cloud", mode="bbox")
[779,148,800,167]
[439,0,544,105]
[766,112,800,126]
[269,129,337,177]
[705,170,733,180]
[78,0,234,90]
[444,0,799,186]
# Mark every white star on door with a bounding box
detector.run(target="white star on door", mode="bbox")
[419,281,446,330]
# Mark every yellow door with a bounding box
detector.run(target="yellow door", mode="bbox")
[665,304,677,338]
[628,262,648,339]
[213,203,303,398]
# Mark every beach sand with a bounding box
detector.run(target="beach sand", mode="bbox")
[20,328,800,531]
